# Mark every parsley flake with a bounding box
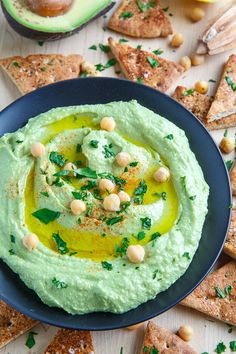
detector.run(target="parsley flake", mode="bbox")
[230,341,236,351]
[32,208,60,224]
[225,76,236,91]
[101,261,113,271]
[137,231,146,241]
[52,232,69,255]
[52,277,68,289]
[215,342,226,353]
[141,217,152,230]
[25,331,37,349]
[182,89,194,96]
[90,140,99,148]
[106,216,123,226]
[119,11,133,19]
[147,56,159,68]
[49,151,66,167]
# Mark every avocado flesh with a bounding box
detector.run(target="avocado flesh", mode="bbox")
[2,0,114,33]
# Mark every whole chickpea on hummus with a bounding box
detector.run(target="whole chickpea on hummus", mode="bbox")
[0,101,209,314]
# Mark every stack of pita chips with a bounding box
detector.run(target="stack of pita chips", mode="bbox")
[109,37,184,92]
[108,0,173,38]
[0,54,83,94]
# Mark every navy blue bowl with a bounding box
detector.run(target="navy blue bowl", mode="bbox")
[0,78,231,330]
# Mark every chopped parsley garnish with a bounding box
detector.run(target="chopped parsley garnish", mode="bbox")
[75,167,97,179]
[143,347,149,353]
[215,342,226,353]
[52,277,68,289]
[137,77,144,84]
[103,144,115,158]
[183,252,191,260]
[227,324,233,333]
[101,261,113,271]
[95,58,117,72]
[153,192,167,200]
[93,189,103,200]
[99,43,110,53]
[230,341,236,351]
[53,170,70,177]
[164,134,174,140]
[163,6,169,11]
[150,346,159,354]
[89,44,97,50]
[225,285,232,295]
[189,195,196,201]
[76,143,82,152]
[137,0,156,12]
[147,56,159,68]
[72,191,88,201]
[153,269,161,280]
[141,217,152,230]
[41,67,46,72]
[151,232,161,245]
[119,201,131,213]
[52,232,69,255]
[9,249,15,255]
[10,234,15,243]
[81,180,97,190]
[25,331,37,349]
[209,79,216,83]
[224,129,228,137]
[130,161,138,167]
[86,203,93,217]
[215,287,226,299]
[226,160,233,171]
[16,140,23,143]
[114,176,127,188]
[119,11,133,19]
[106,216,123,226]
[133,180,147,204]
[137,44,142,50]
[182,89,194,96]
[137,231,145,241]
[32,208,60,224]
[119,38,129,42]
[12,61,20,68]
[153,49,163,55]
[40,191,49,197]
[49,151,66,167]
[180,176,186,190]
[90,140,99,148]
[225,76,236,91]
[116,237,130,256]
[51,177,64,187]
[37,40,44,46]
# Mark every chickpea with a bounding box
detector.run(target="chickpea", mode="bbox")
[127,322,144,330]
[70,200,86,215]
[153,167,170,183]
[103,193,120,211]
[219,137,235,154]
[191,54,205,66]
[31,142,45,157]
[127,245,145,264]
[179,56,191,71]
[22,233,39,251]
[190,7,205,22]
[171,33,184,48]
[116,152,131,167]
[178,325,194,342]
[194,80,209,94]
[98,179,115,193]
[118,191,131,202]
[100,117,116,132]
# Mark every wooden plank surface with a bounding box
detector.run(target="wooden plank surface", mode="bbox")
[0,0,235,353]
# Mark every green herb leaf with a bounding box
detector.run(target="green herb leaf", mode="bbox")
[90,140,99,148]
[137,0,156,12]
[143,346,149,353]
[215,287,226,299]
[189,195,196,201]
[76,143,81,152]
[227,324,233,333]
[137,231,146,240]
[89,44,97,50]
[106,216,123,226]
[225,285,233,296]
[141,217,152,230]
[120,347,123,354]
[9,249,15,255]
[16,140,23,144]
[49,151,66,167]
[72,191,88,200]
[32,208,60,224]
[137,77,144,84]
[164,134,174,140]
[41,67,46,72]
[51,177,64,187]
[153,192,167,200]
[147,56,159,68]
[116,237,130,256]
[224,129,228,137]
[75,167,97,179]
[183,252,191,260]
[53,170,70,177]
[99,43,111,53]
[119,38,129,42]
[230,341,236,351]
[12,61,20,68]
[215,342,226,353]
[40,191,49,197]
[25,331,37,349]
[119,11,133,19]
[10,234,15,243]
[37,41,44,46]
[101,261,113,270]
[226,160,233,171]
[180,176,186,190]
[225,76,236,91]
[137,44,142,50]
[130,161,138,167]
[52,277,68,289]
[81,180,97,190]
[52,232,69,255]
[182,89,194,96]
[209,79,216,83]
[153,49,163,55]
[103,144,115,159]
[150,346,159,354]
[163,6,169,11]
[86,202,93,217]
[133,180,147,204]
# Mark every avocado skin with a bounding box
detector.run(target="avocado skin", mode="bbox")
[1,1,115,41]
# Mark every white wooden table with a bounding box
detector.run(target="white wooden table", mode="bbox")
[0,1,235,353]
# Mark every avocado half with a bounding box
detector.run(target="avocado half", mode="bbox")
[1,0,115,41]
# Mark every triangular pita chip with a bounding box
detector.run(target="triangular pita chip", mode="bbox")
[181,261,236,325]
[108,0,173,38]
[207,55,236,122]
[0,300,38,349]
[230,162,236,196]
[44,328,95,354]
[108,37,184,92]
[141,321,197,354]
[172,86,236,130]
[224,208,236,259]
[0,54,83,95]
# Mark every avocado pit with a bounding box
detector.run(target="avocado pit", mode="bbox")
[25,0,73,17]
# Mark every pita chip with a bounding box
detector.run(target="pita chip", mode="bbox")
[140,321,197,354]
[108,0,173,38]
[108,37,184,92]
[0,300,38,349]
[181,261,236,325]
[0,54,83,95]
[224,208,236,259]
[44,328,95,354]
[206,55,236,122]
[230,162,236,196]
[172,86,236,130]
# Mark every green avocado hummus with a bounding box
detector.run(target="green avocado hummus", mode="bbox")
[0,100,209,314]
